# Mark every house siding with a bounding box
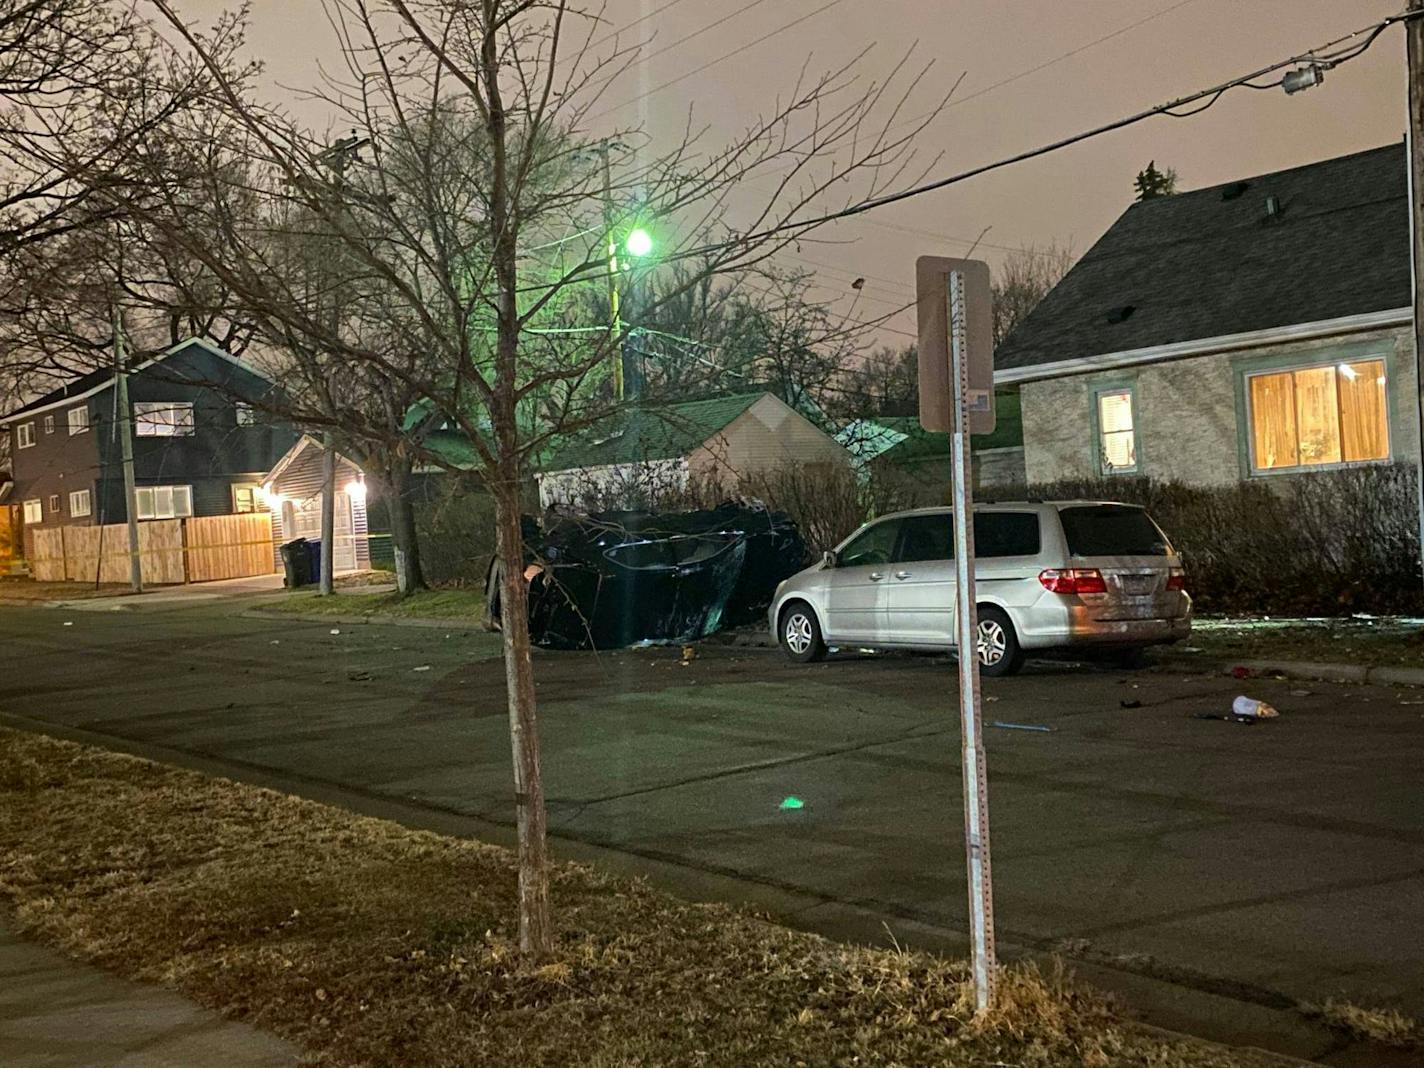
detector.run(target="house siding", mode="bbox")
[687,395,849,483]
[8,397,102,538]
[1020,326,1417,486]
[6,341,297,533]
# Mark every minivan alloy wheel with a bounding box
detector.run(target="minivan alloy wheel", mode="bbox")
[977,617,1007,665]
[785,612,814,655]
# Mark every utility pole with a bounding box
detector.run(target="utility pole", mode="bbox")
[314,132,367,594]
[598,141,626,401]
[1408,0,1424,588]
[112,301,142,593]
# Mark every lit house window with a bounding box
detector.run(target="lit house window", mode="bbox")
[16,422,35,448]
[69,489,92,518]
[23,499,42,524]
[135,485,193,520]
[43,415,55,434]
[134,401,195,437]
[231,483,265,513]
[235,403,256,427]
[1247,359,1389,472]
[1097,389,1137,473]
[68,406,90,434]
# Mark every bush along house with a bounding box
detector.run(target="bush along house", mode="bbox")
[994,143,1416,487]
[0,337,297,565]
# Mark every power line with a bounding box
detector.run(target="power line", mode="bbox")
[590,0,849,120]
[730,0,1202,247]
[523,10,1414,297]
[667,11,1414,264]
[588,0,697,50]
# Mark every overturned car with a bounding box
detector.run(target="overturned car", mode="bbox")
[486,502,807,650]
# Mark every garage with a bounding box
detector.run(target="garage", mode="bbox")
[262,436,371,575]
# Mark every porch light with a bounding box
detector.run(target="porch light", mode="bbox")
[344,480,367,501]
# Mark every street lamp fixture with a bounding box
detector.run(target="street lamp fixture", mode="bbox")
[625,227,654,258]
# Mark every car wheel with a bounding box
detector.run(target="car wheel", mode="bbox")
[975,607,1024,677]
[779,602,826,663]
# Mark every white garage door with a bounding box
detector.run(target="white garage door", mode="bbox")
[284,493,357,573]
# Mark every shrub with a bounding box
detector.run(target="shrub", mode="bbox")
[995,463,1423,616]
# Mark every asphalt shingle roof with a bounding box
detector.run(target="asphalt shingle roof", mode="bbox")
[543,392,766,472]
[2,366,115,421]
[994,143,1409,375]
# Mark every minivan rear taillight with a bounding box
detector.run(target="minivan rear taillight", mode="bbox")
[1166,567,1186,592]
[1038,568,1107,595]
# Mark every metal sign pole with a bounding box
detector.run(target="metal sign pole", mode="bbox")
[947,269,997,1013]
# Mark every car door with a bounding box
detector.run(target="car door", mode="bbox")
[882,512,956,647]
[823,518,902,644]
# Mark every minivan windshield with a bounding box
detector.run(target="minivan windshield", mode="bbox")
[1059,505,1171,557]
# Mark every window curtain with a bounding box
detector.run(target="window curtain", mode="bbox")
[1339,359,1388,462]
[1249,372,1297,469]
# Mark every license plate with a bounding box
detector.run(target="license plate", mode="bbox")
[1120,575,1155,596]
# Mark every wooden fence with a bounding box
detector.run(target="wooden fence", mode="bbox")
[29,513,274,585]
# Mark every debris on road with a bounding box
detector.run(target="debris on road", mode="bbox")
[1231,665,1253,679]
[1290,689,1312,697]
[779,796,805,810]
[347,670,373,682]
[412,665,431,672]
[991,721,1053,733]
[1232,695,1279,719]
[62,621,73,627]
[1192,712,1259,726]
[1119,699,1142,709]
[329,628,341,635]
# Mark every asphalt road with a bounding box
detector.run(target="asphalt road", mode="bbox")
[1,597,1421,1041]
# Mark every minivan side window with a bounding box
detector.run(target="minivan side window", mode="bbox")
[839,520,901,568]
[975,512,1041,558]
[895,513,954,563]
[1059,505,1170,556]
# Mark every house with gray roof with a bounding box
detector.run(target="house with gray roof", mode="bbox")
[995,142,1415,486]
[536,391,850,509]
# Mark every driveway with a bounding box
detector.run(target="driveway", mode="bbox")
[1,599,1420,1036]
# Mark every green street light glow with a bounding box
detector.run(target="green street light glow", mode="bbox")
[625,228,653,258]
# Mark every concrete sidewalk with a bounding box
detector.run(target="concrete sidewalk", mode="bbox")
[0,920,298,1067]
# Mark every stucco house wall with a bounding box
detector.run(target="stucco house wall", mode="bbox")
[1019,325,1417,486]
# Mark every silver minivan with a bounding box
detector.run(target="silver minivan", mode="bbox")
[768,501,1191,676]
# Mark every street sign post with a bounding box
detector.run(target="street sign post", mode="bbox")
[917,255,997,1014]
[916,256,994,435]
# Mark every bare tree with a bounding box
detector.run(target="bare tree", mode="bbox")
[991,241,1075,348]
[52,0,947,957]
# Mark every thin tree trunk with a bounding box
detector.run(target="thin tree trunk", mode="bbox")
[493,478,552,957]
[387,463,426,596]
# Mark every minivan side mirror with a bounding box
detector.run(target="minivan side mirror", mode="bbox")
[822,550,838,569]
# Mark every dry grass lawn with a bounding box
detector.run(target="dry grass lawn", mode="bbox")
[1180,617,1424,670]
[265,586,486,622]
[0,727,1288,1067]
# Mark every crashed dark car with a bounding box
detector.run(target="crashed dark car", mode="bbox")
[486,502,807,650]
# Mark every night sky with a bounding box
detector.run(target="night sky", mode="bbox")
[232,0,1405,346]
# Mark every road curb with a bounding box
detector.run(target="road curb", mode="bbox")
[1163,655,1424,687]
[239,607,485,631]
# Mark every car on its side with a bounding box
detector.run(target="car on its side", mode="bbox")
[768,501,1191,676]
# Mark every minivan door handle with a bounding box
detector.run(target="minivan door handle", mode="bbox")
[869,572,885,581]
[894,570,911,580]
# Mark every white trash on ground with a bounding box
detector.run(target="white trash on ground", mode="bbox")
[1232,695,1279,719]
